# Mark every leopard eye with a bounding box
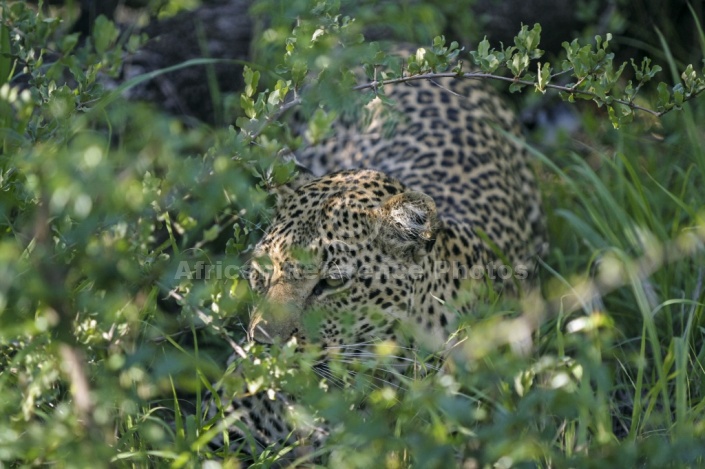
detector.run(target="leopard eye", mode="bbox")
[312,276,348,296]
[325,277,345,288]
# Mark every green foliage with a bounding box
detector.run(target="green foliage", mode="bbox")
[0,0,704,467]
[471,27,700,127]
[0,1,272,465]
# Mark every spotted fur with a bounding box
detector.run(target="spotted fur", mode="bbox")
[207,75,547,457]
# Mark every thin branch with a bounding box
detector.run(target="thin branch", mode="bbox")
[351,71,705,118]
[58,345,95,427]
[33,192,98,434]
[247,94,302,141]
[240,65,705,141]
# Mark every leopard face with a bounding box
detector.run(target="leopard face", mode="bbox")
[247,169,446,352]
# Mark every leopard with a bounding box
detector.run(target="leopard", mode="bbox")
[205,67,547,461]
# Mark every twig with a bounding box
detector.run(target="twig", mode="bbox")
[33,192,98,434]
[351,71,705,118]
[247,94,302,141]
[58,345,95,427]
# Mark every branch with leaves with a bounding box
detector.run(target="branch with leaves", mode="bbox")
[240,24,705,137]
[359,27,705,128]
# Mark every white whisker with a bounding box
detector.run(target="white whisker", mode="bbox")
[329,352,442,372]
[312,366,347,388]
[326,342,423,353]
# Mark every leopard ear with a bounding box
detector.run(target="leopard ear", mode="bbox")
[270,150,317,200]
[374,191,440,262]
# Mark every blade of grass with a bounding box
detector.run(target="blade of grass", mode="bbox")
[195,20,223,126]
[673,336,687,438]
[0,17,10,87]
[656,24,705,184]
[687,1,705,55]
[626,256,673,429]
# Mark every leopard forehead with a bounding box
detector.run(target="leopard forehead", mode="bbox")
[256,169,405,258]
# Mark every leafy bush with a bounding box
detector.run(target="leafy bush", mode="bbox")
[1,0,704,467]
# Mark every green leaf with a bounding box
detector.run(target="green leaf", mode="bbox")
[471,37,503,72]
[267,80,290,106]
[203,225,220,242]
[243,66,260,98]
[681,64,697,93]
[607,103,633,129]
[509,81,527,93]
[656,82,673,112]
[363,63,375,80]
[272,159,296,186]
[235,116,260,135]
[631,57,662,84]
[59,33,80,55]
[291,60,308,87]
[92,16,119,55]
[673,84,685,108]
[476,37,490,59]
[240,94,256,119]
[536,62,552,93]
[507,51,529,77]
[306,108,336,144]
[514,23,543,59]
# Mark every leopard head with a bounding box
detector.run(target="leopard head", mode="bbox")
[247,166,440,351]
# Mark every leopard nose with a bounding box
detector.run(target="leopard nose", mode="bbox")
[248,302,299,344]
